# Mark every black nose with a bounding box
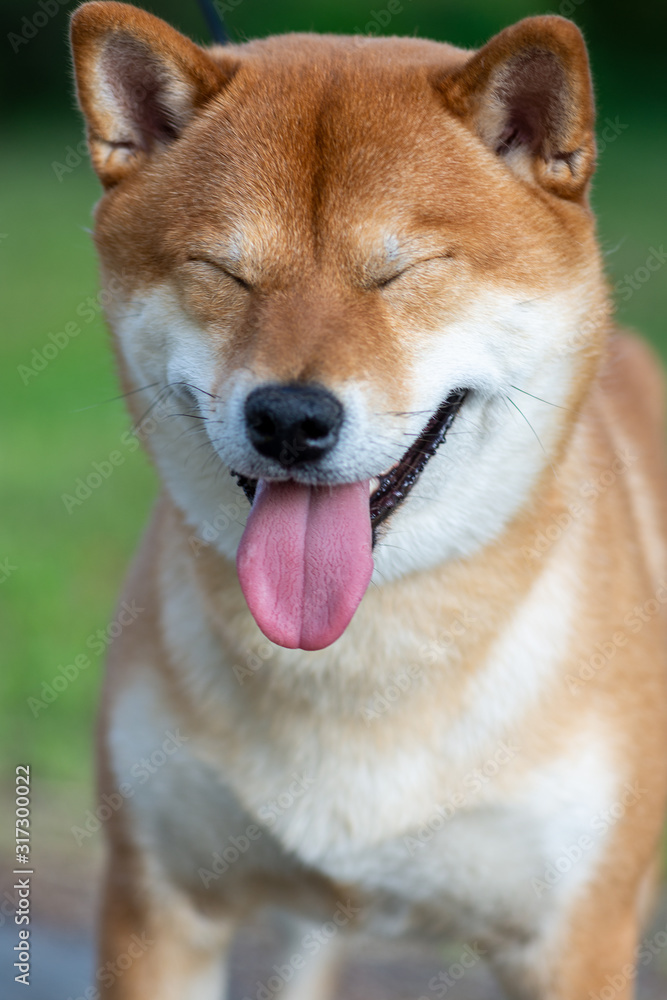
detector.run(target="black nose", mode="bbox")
[245,383,343,467]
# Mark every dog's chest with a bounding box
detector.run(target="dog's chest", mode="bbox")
[110,672,616,943]
[232,726,615,934]
[109,541,618,939]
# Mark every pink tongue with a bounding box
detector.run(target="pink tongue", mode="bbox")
[237,480,374,651]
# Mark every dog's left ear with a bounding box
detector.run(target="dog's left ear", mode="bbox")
[70,1,237,187]
[437,16,595,199]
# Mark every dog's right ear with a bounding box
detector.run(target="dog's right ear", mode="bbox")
[70,1,237,188]
[437,16,595,199]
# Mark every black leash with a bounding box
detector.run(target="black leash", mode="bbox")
[196,0,228,45]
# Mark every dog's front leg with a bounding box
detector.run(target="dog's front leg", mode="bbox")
[97,847,234,1000]
[490,885,644,1000]
[267,912,346,1000]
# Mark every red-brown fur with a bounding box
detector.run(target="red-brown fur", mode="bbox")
[70,5,667,998]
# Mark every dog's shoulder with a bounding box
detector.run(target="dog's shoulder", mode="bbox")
[601,332,665,429]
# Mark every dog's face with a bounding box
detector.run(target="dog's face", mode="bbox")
[72,4,607,649]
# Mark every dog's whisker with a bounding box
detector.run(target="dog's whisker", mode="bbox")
[131,386,175,433]
[175,420,213,438]
[172,379,220,401]
[70,380,164,413]
[504,394,560,484]
[509,385,570,410]
[202,448,226,474]
[375,408,434,418]
[168,412,210,421]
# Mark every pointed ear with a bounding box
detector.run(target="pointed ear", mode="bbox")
[70,2,238,188]
[437,16,595,199]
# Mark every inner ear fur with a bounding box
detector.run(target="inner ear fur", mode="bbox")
[437,16,596,199]
[70,1,238,187]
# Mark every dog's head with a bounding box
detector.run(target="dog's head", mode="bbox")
[71,2,608,649]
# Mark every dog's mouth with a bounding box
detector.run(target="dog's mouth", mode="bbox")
[233,388,467,540]
[367,388,467,539]
[232,389,467,651]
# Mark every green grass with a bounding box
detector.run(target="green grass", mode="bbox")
[1,108,666,791]
[591,112,667,351]
[0,120,157,787]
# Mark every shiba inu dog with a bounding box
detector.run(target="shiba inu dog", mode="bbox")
[69,3,667,997]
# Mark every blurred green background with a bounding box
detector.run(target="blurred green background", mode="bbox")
[1,0,666,797]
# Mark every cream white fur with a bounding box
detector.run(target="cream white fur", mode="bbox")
[106,495,620,954]
[109,271,598,581]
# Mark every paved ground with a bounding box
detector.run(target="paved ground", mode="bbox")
[3,902,667,1000]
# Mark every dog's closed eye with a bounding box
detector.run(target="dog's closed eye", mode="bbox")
[186,256,253,291]
[372,253,456,290]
